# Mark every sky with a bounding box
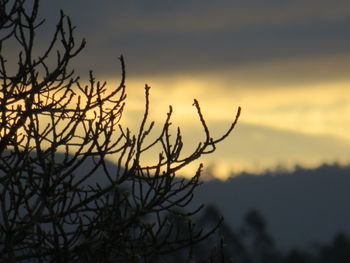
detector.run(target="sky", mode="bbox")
[32,1,350,179]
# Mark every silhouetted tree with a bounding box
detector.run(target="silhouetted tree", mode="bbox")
[197,206,249,263]
[239,210,279,263]
[284,249,315,263]
[183,208,276,263]
[319,233,350,263]
[0,0,241,262]
[169,204,350,263]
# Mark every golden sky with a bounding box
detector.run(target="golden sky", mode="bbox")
[116,67,350,179]
[17,0,350,179]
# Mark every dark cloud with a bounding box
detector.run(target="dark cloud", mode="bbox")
[10,1,350,82]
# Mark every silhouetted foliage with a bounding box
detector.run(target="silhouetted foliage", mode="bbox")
[284,249,315,263]
[240,210,279,263]
[192,207,350,263]
[232,162,350,179]
[0,0,241,262]
[319,233,350,263]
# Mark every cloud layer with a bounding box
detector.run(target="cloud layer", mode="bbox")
[37,0,350,83]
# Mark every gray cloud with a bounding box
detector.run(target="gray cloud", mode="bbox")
[9,1,350,83]
[48,0,350,33]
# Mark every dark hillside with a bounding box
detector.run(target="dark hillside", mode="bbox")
[194,164,350,250]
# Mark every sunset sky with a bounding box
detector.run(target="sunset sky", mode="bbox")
[39,1,350,179]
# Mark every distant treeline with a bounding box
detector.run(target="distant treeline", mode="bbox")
[207,207,350,263]
[165,207,350,263]
[231,162,350,179]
